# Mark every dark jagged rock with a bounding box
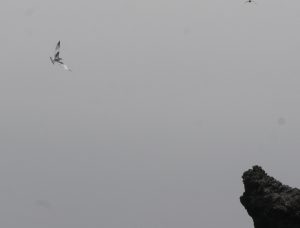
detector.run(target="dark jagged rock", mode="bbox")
[240,166,300,228]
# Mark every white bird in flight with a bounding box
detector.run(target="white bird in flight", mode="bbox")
[50,41,72,71]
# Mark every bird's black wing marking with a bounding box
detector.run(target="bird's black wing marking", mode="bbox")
[55,41,60,52]
[50,57,55,64]
[54,51,60,60]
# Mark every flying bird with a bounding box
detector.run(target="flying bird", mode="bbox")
[245,0,256,3]
[50,41,72,71]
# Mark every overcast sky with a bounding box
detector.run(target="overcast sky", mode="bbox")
[1,0,300,227]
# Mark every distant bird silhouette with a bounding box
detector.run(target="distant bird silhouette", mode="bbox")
[245,0,256,3]
[50,41,72,71]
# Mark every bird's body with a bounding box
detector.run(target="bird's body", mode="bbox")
[62,64,71,71]
[245,0,256,3]
[50,41,71,71]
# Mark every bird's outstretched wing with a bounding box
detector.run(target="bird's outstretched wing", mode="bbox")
[53,41,61,58]
[55,41,60,52]
[54,51,60,59]
[50,57,55,64]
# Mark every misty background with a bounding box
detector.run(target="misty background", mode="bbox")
[1,0,300,227]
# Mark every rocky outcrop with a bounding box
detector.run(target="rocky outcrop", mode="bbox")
[240,166,300,228]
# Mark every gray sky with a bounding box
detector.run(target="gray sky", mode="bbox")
[1,0,300,227]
